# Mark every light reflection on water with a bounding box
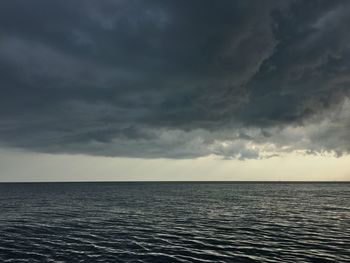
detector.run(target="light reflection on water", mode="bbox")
[0,182,349,262]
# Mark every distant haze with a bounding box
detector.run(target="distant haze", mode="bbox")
[0,149,349,182]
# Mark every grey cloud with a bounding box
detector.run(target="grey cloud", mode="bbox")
[1,0,350,159]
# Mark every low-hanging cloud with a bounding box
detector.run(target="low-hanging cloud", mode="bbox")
[1,0,350,159]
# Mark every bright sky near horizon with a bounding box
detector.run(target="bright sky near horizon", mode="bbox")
[0,149,349,182]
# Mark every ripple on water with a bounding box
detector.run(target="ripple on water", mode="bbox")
[0,182,349,262]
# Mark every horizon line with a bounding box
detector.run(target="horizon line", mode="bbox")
[0,180,349,184]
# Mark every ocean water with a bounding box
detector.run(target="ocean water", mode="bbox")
[0,182,349,263]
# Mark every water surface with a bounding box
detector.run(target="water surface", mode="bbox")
[0,182,349,262]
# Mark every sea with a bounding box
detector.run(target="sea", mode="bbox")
[0,182,349,262]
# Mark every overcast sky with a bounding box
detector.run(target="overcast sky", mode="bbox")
[1,0,350,181]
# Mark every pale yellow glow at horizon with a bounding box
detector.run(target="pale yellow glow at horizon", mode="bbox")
[0,149,349,182]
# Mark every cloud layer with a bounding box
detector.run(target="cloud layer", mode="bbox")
[1,0,350,159]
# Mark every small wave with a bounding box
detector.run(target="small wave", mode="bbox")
[0,182,349,262]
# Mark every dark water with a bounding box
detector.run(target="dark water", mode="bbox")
[0,182,349,263]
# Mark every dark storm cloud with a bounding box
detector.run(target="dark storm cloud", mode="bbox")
[1,0,350,158]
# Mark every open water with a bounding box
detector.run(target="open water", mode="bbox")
[0,182,349,262]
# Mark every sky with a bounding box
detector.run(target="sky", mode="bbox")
[0,0,350,181]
